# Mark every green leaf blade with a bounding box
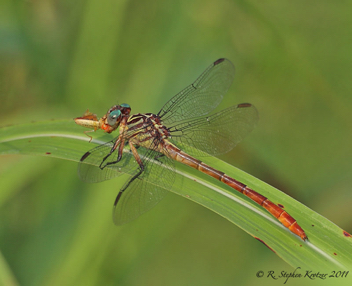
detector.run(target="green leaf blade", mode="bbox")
[1,120,351,270]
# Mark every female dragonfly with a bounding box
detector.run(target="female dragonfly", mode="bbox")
[75,58,307,240]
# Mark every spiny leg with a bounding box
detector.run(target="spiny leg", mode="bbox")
[103,138,127,168]
[99,138,122,169]
[114,142,145,206]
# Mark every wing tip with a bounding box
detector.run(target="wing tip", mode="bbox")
[238,103,252,108]
[213,58,235,76]
[214,58,225,65]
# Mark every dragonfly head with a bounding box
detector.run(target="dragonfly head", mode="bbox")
[74,104,131,134]
[100,103,131,133]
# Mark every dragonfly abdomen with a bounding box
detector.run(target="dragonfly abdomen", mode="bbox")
[221,175,307,240]
[167,144,307,240]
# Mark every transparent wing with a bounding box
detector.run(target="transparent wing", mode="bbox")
[78,139,138,183]
[158,58,235,125]
[168,103,259,157]
[113,144,176,225]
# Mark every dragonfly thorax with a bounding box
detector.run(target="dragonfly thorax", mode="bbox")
[127,113,170,149]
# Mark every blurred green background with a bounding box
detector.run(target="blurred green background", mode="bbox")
[1,0,352,285]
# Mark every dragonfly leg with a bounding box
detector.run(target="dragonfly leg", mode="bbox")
[101,139,126,169]
[126,143,139,154]
[99,138,123,169]
[114,142,145,206]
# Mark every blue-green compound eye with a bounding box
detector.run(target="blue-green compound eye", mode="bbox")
[120,103,130,108]
[107,109,121,126]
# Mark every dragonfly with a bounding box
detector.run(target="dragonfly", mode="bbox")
[75,58,307,240]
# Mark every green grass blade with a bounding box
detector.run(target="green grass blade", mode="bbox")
[0,251,19,286]
[0,120,351,270]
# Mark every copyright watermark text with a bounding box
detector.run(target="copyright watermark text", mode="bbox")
[256,268,349,284]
